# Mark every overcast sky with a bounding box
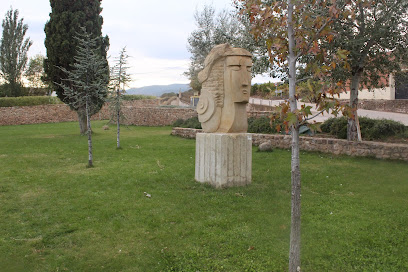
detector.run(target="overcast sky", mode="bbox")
[1,0,272,88]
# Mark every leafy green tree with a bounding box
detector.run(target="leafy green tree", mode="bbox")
[326,0,408,141]
[185,4,269,92]
[44,0,109,134]
[109,47,131,149]
[0,7,32,97]
[56,28,109,167]
[24,54,51,95]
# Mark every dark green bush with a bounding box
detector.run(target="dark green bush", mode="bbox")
[358,117,377,138]
[321,116,407,140]
[172,116,202,129]
[320,117,348,139]
[368,119,406,140]
[0,96,62,107]
[122,95,156,101]
[172,119,185,128]
[248,116,278,134]
[161,92,177,98]
[320,117,337,133]
[399,129,408,139]
[0,83,26,97]
[330,117,348,139]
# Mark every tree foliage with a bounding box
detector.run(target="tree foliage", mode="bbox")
[109,47,131,149]
[0,7,32,97]
[325,0,408,141]
[56,28,109,167]
[24,54,51,95]
[44,0,109,133]
[185,4,270,91]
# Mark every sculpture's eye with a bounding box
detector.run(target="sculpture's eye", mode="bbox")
[247,66,252,72]
[229,65,241,71]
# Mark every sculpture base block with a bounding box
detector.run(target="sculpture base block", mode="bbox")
[195,133,252,188]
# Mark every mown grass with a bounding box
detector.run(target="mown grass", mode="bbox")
[0,121,407,271]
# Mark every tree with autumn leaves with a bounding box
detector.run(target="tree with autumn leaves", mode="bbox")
[236,0,349,271]
[237,0,408,270]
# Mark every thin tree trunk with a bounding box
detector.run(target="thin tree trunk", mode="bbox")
[289,125,301,272]
[86,99,93,167]
[287,1,301,271]
[347,72,362,141]
[117,89,120,149]
[77,107,87,135]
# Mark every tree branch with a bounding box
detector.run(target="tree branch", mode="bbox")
[295,76,313,84]
[301,108,327,123]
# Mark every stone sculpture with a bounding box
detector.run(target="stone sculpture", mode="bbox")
[196,44,252,133]
[195,44,253,188]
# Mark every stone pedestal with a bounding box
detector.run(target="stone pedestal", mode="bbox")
[195,133,252,188]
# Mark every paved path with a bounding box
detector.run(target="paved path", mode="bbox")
[249,98,408,125]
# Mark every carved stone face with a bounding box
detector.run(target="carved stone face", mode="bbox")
[224,56,252,103]
[197,44,253,133]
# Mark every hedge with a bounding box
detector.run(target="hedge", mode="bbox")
[0,96,63,107]
[321,116,407,140]
[122,94,156,101]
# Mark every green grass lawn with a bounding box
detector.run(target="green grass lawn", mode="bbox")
[0,121,407,272]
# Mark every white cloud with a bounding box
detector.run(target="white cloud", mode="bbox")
[0,0,277,88]
[126,56,190,88]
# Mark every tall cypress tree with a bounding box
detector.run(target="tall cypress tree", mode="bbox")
[44,0,109,134]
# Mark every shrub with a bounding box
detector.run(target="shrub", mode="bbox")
[358,117,377,138]
[399,129,408,139]
[320,117,337,133]
[248,116,278,134]
[184,117,202,129]
[330,117,348,139]
[172,117,202,129]
[161,92,177,98]
[0,96,62,107]
[122,95,156,101]
[172,119,185,128]
[0,83,26,97]
[367,119,406,140]
[321,116,407,140]
[320,117,348,139]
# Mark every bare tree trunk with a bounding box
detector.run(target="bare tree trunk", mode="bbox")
[287,1,301,271]
[347,72,362,141]
[86,99,93,167]
[116,90,120,149]
[77,107,87,135]
[289,125,301,272]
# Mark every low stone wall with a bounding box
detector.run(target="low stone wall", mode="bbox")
[0,104,79,125]
[358,99,408,114]
[0,99,196,126]
[248,99,408,113]
[121,107,196,126]
[171,127,408,162]
[248,111,273,118]
[247,103,276,111]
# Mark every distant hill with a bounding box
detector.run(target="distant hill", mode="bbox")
[125,84,190,97]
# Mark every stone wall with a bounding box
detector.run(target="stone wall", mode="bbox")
[121,107,196,126]
[171,127,408,161]
[0,99,196,126]
[358,99,408,114]
[247,103,276,112]
[248,99,408,113]
[247,111,273,118]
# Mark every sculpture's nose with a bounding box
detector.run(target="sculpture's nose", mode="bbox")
[241,69,250,86]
